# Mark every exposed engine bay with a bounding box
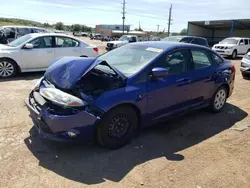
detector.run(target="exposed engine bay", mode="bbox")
[74,65,125,100]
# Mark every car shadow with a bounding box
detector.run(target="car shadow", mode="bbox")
[0,72,44,82]
[24,103,248,185]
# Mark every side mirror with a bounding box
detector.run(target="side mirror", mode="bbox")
[151,67,169,78]
[239,42,244,45]
[24,43,33,49]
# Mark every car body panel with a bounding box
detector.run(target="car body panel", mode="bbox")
[26,42,235,142]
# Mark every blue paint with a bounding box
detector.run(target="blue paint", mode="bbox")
[26,42,236,143]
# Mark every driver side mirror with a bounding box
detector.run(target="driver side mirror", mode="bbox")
[151,67,169,78]
[239,42,244,46]
[24,43,33,49]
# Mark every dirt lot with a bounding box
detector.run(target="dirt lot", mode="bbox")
[1,47,250,187]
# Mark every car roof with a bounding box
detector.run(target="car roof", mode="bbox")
[26,33,73,38]
[130,41,209,51]
[226,37,250,40]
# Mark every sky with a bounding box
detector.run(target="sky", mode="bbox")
[0,0,250,32]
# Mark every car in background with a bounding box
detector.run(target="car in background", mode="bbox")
[162,36,209,47]
[106,35,138,51]
[73,31,83,36]
[0,33,99,78]
[212,37,250,59]
[0,26,47,44]
[26,42,235,149]
[240,52,250,78]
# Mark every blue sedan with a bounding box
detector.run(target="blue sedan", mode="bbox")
[26,42,235,149]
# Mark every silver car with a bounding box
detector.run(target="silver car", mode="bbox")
[241,52,250,78]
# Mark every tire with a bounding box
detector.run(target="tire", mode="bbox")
[242,72,249,79]
[209,86,228,113]
[0,58,17,78]
[231,50,237,59]
[97,106,138,149]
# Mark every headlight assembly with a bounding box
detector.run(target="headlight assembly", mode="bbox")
[34,77,43,89]
[40,87,87,107]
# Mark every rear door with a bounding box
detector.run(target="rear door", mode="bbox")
[54,36,81,58]
[20,36,54,69]
[186,48,218,104]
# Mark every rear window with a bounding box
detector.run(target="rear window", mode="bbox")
[180,37,193,43]
[17,28,32,36]
[192,38,207,46]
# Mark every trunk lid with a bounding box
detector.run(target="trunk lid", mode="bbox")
[44,57,126,89]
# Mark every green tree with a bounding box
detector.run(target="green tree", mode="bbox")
[55,22,64,30]
[72,24,81,31]
[180,28,187,35]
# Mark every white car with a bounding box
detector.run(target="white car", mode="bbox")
[0,33,99,78]
[212,37,250,59]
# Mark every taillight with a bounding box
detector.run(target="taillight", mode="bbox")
[231,65,236,72]
[93,47,98,53]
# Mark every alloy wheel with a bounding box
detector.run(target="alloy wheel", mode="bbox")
[0,61,14,77]
[214,89,227,110]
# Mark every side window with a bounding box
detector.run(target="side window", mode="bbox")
[180,37,193,43]
[17,28,31,36]
[209,52,223,64]
[244,39,248,45]
[4,27,15,38]
[55,37,79,47]
[29,37,52,48]
[191,50,212,70]
[239,39,244,45]
[192,38,207,46]
[157,50,190,75]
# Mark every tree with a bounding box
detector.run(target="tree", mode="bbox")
[180,28,187,35]
[55,22,64,30]
[72,24,81,32]
[44,23,50,27]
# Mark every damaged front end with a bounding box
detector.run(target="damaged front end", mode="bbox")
[26,57,126,142]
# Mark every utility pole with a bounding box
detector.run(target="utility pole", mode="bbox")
[157,25,160,32]
[167,4,172,36]
[122,0,126,35]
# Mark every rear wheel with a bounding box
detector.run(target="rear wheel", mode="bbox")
[209,86,228,113]
[0,58,17,78]
[231,50,237,59]
[97,106,138,149]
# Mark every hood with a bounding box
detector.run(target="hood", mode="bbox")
[214,43,236,47]
[0,44,14,50]
[44,57,126,89]
[108,40,127,44]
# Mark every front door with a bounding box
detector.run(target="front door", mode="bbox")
[54,36,81,58]
[238,39,247,55]
[20,36,54,70]
[147,49,194,121]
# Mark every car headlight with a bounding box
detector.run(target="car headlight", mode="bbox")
[34,77,43,89]
[40,87,87,107]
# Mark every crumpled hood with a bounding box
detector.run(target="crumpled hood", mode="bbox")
[44,56,126,90]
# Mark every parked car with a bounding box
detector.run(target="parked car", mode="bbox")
[0,33,99,78]
[0,26,47,44]
[73,31,82,36]
[26,42,235,149]
[212,37,250,59]
[162,36,209,47]
[240,52,250,78]
[106,35,138,51]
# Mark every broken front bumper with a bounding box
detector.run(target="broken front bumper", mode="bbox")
[25,91,101,142]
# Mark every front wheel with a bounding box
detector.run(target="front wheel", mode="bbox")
[209,86,228,113]
[231,50,237,59]
[97,106,138,149]
[0,58,17,78]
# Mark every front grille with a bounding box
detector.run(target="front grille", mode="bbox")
[107,43,114,48]
[215,46,227,49]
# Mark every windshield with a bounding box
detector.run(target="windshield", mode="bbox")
[162,36,183,42]
[220,38,238,45]
[97,44,163,76]
[119,35,129,41]
[7,35,33,47]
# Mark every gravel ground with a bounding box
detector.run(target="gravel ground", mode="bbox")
[0,44,250,188]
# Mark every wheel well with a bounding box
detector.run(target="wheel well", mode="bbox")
[108,103,141,127]
[220,84,230,98]
[0,57,21,73]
